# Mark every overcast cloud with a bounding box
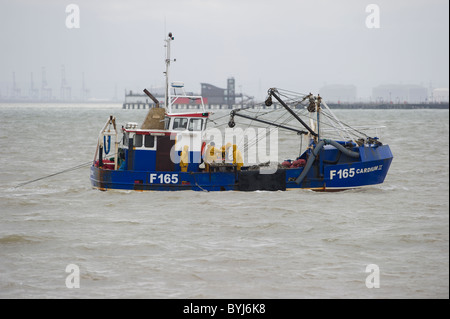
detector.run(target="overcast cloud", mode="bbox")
[0,0,448,100]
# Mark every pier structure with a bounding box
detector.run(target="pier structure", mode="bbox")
[122,101,264,110]
[123,92,449,110]
[123,77,256,110]
[122,88,261,110]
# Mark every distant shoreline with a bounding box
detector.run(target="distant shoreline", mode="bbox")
[327,103,449,110]
[0,101,448,110]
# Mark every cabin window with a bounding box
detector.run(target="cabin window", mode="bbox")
[189,118,203,131]
[133,134,143,147]
[164,117,171,130]
[172,118,188,130]
[123,133,129,146]
[145,135,155,148]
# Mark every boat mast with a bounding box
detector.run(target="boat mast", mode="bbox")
[164,32,174,112]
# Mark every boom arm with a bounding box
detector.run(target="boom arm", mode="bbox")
[228,110,308,135]
[268,89,318,137]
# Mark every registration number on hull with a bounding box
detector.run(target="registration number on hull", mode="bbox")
[329,165,383,180]
[149,173,179,184]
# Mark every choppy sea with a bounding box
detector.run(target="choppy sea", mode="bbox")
[0,103,448,299]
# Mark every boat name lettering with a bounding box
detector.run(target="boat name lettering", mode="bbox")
[330,165,383,180]
[149,173,179,184]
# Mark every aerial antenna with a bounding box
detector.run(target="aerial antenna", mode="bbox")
[164,16,166,39]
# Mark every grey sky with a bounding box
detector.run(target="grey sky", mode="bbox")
[0,0,448,101]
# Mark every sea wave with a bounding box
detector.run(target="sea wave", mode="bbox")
[0,234,42,245]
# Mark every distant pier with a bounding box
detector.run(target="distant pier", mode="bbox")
[122,102,449,110]
[327,103,449,110]
[122,102,263,110]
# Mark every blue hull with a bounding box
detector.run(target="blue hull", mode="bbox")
[90,145,393,191]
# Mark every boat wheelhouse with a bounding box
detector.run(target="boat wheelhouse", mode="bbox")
[119,111,210,173]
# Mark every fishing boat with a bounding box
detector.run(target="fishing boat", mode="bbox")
[90,33,393,191]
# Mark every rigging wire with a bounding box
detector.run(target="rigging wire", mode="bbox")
[207,88,373,164]
[298,134,303,158]
[239,108,301,155]
[232,102,370,155]
[14,159,100,188]
[319,111,369,139]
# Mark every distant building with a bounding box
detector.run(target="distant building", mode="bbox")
[319,85,357,103]
[372,84,428,103]
[201,77,243,107]
[432,88,449,103]
[200,83,226,105]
